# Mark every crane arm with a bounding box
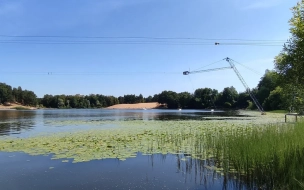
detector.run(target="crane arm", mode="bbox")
[183,57,265,113]
[183,66,232,75]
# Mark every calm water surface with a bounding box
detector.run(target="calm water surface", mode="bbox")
[0,152,244,190]
[0,109,250,190]
[0,109,248,137]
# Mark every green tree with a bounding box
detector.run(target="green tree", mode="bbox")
[237,92,251,109]
[145,96,153,103]
[12,88,18,102]
[158,91,180,109]
[78,97,87,108]
[178,92,192,109]
[41,94,53,107]
[193,88,218,109]
[136,94,144,103]
[105,96,119,106]
[66,99,70,108]
[263,87,285,110]
[87,94,99,107]
[152,94,159,102]
[256,70,279,105]
[124,95,136,104]
[118,96,124,104]
[17,86,23,103]
[95,100,102,108]
[57,98,65,108]
[274,0,304,112]
[0,83,13,103]
[22,90,37,106]
[69,96,79,108]
[217,86,238,108]
[98,95,107,107]
[86,99,91,108]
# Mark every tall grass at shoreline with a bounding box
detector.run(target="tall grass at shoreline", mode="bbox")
[141,121,304,189]
[193,122,304,189]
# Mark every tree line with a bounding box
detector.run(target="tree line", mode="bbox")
[0,83,37,106]
[147,70,283,110]
[0,69,283,111]
[40,94,119,108]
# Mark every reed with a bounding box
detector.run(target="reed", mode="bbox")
[202,122,304,189]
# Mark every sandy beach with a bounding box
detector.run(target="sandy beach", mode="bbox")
[0,102,162,110]
[0,103,36,110]
[106,102,162,109]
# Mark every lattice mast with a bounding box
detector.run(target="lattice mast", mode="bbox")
[183,57,264,113]
[224,57,264,112]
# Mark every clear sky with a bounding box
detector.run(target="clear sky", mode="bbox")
[0,0,298,98]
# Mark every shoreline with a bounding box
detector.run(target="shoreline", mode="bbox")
[0,102,163,110]
[0,104,36,110]
[106,102,162,109]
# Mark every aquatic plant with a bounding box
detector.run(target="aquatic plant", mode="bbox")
[210,122,304,189]
[0,112,303,188]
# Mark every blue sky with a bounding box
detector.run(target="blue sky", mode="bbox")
[0,0,298,98]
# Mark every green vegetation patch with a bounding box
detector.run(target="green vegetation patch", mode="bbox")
[0,112,285,164]
[0,112,303,188]
[12,106,31,110]
[0,120,223,162]
[267,110,288,113]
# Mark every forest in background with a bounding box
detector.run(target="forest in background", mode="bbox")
[0,69,286,111]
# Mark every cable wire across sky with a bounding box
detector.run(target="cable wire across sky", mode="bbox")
[0,35,287,46]
[0,71,182,75]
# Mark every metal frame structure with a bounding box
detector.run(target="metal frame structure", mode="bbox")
[183,57,264,113]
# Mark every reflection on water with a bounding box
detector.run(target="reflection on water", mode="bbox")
[40,109,243,121]
[0,111,36,136]
[0,152,245,190]
[0,109,250,137]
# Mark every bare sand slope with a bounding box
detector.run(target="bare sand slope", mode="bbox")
[0,103,36,110]
[106,102,161,109]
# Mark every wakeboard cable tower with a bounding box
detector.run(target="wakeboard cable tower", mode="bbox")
[183,57,265,114]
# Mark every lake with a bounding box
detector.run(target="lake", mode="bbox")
[0,109,254,190]
[0,109,250,137]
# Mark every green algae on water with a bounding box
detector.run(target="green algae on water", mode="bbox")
[0,113,287,164]
[0,112,303,189]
